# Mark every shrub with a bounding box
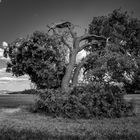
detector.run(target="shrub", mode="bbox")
[33,83,134,119]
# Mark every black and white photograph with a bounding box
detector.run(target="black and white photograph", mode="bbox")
[0,0,140,139]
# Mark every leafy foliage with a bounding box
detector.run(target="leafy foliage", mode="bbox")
[85,9,140,93]
[34,83,134,119]
[89,9,140,53]
[5,31,66,89]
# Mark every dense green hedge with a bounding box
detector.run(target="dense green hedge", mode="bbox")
[33,83,134,119]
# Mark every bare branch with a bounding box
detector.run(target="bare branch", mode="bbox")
[47,21,71,31]
[68,26,77,39]
[47,25,57,35]
[47,21,77,39]
[55,21,72,28]
[61,36,72,53]
[78,40,99,52]
[80,34,106,41]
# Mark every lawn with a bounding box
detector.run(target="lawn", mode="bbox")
[0,94,35,108]
[0,93,140,140]
[0,107,140,140]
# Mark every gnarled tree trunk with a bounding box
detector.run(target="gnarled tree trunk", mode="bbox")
[48,21,106,94]
[61,50,77,93]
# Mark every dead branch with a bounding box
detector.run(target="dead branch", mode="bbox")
[78,40,99,52]
[79,34,106,41]
[61,36,72,53]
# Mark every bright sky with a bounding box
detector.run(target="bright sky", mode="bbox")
[0,0,140,91]
[0,67,31,91]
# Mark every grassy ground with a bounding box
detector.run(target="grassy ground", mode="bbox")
[0,108,140,140]
[0,94,35,108]
[0,93,140,139]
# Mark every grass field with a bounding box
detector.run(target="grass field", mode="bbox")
[0,94,35,108]
[0,107,140,140]
[0,93,140,139]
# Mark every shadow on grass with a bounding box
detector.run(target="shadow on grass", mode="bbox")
[0,128,140,140]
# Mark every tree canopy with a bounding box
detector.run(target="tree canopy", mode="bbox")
[4,31,66,89]
[84,9,140,91]
[2,9,140,94]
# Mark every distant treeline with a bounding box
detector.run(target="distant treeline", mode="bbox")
[8,89,37,95]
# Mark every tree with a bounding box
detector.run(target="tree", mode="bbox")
[2,9,140,94]
[2,22,106,93]
[1,10,137,118]
[84,9,140,92]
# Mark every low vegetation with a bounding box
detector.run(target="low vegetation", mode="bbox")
[0,108,140,140]
[34,83,134,119]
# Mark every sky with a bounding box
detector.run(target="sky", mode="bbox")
[0,0,140,91]
[0,0,140,43]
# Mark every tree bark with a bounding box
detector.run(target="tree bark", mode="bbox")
[61,34,105,93]
[72,60,85,86]
[61,49,77,93]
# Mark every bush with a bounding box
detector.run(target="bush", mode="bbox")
[33,83,134,119]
